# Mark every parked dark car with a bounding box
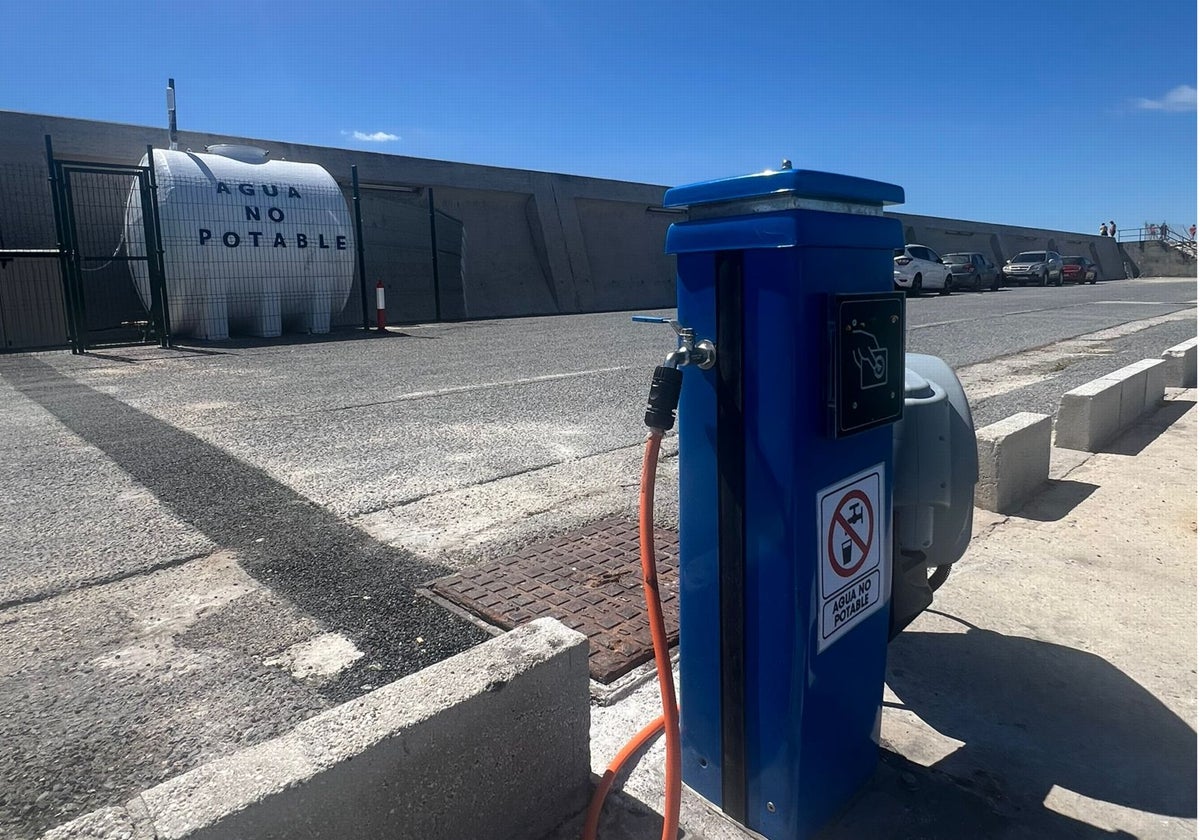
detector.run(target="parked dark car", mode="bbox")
[1060,256,1099,284]
[943,252,1002,291]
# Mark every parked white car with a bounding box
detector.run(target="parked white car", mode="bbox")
[893,245,952,295]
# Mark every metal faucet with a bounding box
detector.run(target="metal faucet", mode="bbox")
[632,316,717,370]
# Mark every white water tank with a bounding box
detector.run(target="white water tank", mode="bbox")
[126,145,355,340]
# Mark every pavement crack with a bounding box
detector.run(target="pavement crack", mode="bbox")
[355,437,671,517]
[1054,455,1093,482]
[323,366,634,414]
[972,513,1012,540]
[0,551,213,613]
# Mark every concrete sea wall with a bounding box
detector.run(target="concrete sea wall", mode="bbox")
[0,110,1142,349]
[890,211,1128,281]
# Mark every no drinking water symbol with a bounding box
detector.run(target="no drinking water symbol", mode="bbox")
[827,489,874,578]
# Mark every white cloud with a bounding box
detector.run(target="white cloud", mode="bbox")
[344,130,400,142]
[1134,85,1197,112]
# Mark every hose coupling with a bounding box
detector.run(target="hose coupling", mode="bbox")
[644,365,683,431]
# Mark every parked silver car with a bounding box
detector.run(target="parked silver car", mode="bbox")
[1002,251,1064,286]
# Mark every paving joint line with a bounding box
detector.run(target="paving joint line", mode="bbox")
[352,438,673,518]
[0,550,214,613]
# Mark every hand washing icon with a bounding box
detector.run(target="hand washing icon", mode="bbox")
[851,329,888,390]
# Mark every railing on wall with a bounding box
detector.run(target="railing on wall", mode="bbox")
[1115,225,1197,254]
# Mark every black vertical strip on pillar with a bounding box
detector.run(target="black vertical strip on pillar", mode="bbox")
[715,249,748,824]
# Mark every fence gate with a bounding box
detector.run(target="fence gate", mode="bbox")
[51,150,171,352]
[0,158,67,352]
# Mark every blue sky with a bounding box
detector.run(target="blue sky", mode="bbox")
[2,0,1195,234]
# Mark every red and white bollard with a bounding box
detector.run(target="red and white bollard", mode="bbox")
[375,280,387,331]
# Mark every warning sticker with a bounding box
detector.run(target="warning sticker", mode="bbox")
[817,464,886,651]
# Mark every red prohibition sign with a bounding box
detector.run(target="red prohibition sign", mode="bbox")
[827,489,874,578]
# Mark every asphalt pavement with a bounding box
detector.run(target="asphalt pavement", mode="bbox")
[904,275,1195,425]
[0,273,1194,837]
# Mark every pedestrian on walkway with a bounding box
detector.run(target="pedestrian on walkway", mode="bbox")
[1100,222,1109,236]
[1189,224,1196,241]
[1161,222,1170,240]
[1150,223,1158,238]
[1109,221,1117,238]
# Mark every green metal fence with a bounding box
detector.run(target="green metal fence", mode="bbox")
[0,159,67,351]
[50,146,171,353]
[0,137,469,353]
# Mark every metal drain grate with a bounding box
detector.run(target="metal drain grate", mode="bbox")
[427,517,679,683]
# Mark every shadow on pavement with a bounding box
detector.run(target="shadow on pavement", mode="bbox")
[546,784,667,840]
[74,350,141,364]
[169,326,440,351]
[821,749,1138,840]
[552,748,1140,840]
[1015,478,1099,522]
[0,355,486,700]
[1101,399,1195,457]
[0,355,488,837]
[886,617,1195,835]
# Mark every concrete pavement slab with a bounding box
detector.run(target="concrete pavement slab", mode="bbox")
[354,438,679,569]
[0,551,333,838]
[0,355,491,837]
[0,376,215,606]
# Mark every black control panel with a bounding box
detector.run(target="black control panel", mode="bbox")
[830,292,906,437]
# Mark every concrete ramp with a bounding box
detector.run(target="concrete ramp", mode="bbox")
[1120,238,1198,277]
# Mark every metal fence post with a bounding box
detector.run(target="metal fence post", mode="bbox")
[428,186,442,322]
[44,135,79,353]
[144,145,172,347]
[351,165,369,331]
[58,168,90,353]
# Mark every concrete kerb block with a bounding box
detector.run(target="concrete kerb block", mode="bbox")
[42,618,591,840]
[1055,378,1122,451]
[1111,363,1151,429]
[1104,359,1166,428]
[975,412,1052,514]
[1054,359,1168,452]
[1143,357,1167,409]
[1161,337,1198,388]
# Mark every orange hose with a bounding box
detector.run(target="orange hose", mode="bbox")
[581,715,664,837]
[582,429,682,840]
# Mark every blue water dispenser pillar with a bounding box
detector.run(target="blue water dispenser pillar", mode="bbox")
[668,167,906,839]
